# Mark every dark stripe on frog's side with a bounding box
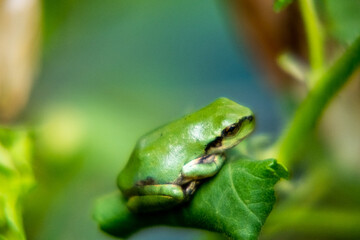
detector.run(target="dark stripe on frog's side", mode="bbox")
[204,136,223,153]
[136,176,156,186]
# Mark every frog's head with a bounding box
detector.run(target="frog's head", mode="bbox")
[204,97,255,154]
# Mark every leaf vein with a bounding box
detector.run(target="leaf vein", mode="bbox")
[228,165,262,225]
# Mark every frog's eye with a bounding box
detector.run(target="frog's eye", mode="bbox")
[222,124,240,137]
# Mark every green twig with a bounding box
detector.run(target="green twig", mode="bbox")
[276,36,360,167]
[298,0,324,80]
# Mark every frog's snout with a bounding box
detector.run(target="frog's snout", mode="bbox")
[238,115,255,126]
[246,115,254,122]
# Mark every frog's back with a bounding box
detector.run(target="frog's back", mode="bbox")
[118,98,251,191]
[118,118,208,191]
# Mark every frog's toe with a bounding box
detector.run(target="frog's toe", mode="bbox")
[126,184,185,213]
[179,154,225,183]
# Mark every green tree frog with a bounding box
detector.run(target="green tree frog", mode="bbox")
[117,97,255,213]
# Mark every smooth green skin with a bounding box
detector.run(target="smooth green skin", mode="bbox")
[117,97,255,212]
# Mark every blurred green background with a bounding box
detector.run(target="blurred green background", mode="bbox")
[1,0,359,239]
[25,1,280,239]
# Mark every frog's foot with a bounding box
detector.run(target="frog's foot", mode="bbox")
[127,184,184,213]
[176,154,225,185]
[182,180,200,199]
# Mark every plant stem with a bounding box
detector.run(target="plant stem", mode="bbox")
[276,36,360,167]
[298,0,324,79]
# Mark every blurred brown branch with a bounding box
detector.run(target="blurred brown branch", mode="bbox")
[227,0,306,87]
[0,0,41,122]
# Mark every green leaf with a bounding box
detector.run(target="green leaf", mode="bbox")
[273,0,294,12]
[93,157,288,239]
[0,128,35,240]
[324,0,360,44]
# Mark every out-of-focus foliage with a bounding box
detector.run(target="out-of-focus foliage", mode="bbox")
[34,107,85,167]
[273,0,294,12]
[0,129,35,240]
[323,0,360,44]
[23,107,86,240]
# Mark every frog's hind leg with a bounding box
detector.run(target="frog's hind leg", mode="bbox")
[127,184,184,213]
[177,154,225,185]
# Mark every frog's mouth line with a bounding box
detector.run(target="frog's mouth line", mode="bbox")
[205,115,254,154]
[205,136,223,153]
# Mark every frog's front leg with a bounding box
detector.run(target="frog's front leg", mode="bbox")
[177,154,225,184]
[127,184,184,213]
